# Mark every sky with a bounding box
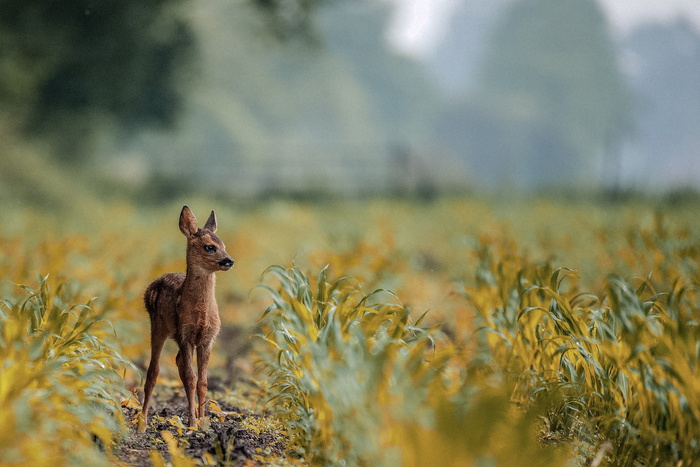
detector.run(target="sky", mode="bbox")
[387,0,700,57]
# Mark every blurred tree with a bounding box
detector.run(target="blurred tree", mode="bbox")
[128,0,444,199]
[251,0,329,40]
[319,2,440,143]
[0,0,195,162]
[0,0,344,165]
[455,0,633,189]
[622,20,700,189]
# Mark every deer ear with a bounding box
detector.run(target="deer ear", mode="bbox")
[203,210,217,233]
[179,205,199,237]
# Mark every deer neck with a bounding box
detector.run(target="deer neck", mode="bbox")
[182,266,217,309]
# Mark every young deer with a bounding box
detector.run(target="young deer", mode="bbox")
[138,205,234,432]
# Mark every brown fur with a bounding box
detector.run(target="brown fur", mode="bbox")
[139,205,234,432]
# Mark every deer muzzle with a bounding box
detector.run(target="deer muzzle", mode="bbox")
[219,257,234,270]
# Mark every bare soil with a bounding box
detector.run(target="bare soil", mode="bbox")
[115,326,299,466]
[115,388,294,466]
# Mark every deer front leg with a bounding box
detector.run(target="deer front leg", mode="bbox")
[176,344,198,429]
[196,344,212,418]
[139,331,168,433]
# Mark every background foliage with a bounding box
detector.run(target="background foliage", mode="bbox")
[3,0,698,198]
[0,0,195,162]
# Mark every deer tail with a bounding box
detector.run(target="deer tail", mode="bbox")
[144,280,161,316]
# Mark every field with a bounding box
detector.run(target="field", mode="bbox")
[1,196,699,466]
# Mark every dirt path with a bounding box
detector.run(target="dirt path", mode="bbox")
[115,388,294,466]
[114,368,301,467]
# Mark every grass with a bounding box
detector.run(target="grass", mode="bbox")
[257,265,451,464]
[0,275,132,465]
[467,242,700,464]
[257,265,568,466]
[1,197,699,465]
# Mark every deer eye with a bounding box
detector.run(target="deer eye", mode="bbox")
[204,245,217,253]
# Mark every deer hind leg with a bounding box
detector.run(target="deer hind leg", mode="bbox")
[176,343,198,429]
[196,344,212,418]
[139,330,168,433]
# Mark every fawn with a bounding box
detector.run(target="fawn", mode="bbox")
[138,205,234,432]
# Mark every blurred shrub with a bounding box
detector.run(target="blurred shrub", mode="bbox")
[0,0,195,162]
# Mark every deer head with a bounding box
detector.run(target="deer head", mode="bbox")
[179,205,234,273]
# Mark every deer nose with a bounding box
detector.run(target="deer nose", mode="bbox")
[219,258,234,270]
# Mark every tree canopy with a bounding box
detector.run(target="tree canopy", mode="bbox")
[0,0,196,161]
[0,0,329,163]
